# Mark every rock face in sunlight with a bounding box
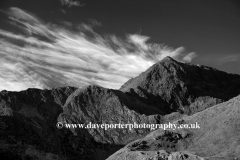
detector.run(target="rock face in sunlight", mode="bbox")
[1,57,240,160]
[59,85,162,145]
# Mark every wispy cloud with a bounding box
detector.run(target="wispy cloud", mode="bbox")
[60,0,84,7]
[0,7,197,91]
[218,55,240,66]
[60,9,67,14]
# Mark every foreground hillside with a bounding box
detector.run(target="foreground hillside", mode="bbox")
[1,57,240,160]
[107,94,240,160]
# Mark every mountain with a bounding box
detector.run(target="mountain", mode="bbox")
[120,56,240,115]
[0,85,165,160]
[107,94,240,160]
[1,56,240,160]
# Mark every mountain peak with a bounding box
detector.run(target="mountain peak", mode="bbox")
[158,56,177,64]
[152,56,180,70]
[161,56,175,61]
[120,57,240,114]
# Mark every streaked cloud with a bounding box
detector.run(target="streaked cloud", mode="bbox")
[60,0,84,7]
[183,52,197,62]
[218,55,240,66]
[5,7,40,24]
[0,7,197,91]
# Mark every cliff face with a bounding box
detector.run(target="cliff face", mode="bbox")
[0,87,96,160]
[1,57,240,160]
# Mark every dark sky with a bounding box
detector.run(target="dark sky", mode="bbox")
[0,0,240,91]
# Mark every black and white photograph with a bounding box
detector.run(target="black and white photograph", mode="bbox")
[0,0,240,160]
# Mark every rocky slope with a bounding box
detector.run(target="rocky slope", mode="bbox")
[1,57,240,160]
[107,94,240,160]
